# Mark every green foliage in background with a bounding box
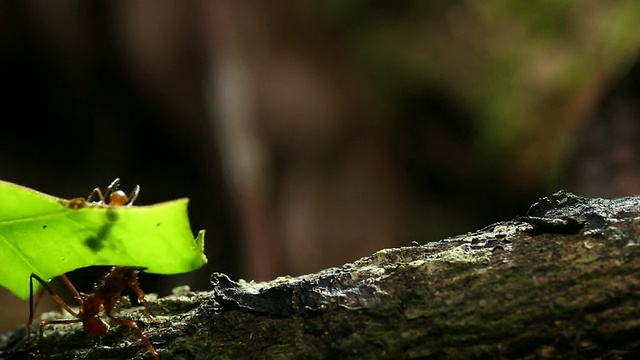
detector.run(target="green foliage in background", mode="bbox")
[0,180,207,300]
[318,0,640,174]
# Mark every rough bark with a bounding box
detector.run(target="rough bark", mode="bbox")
[2,190,640,359]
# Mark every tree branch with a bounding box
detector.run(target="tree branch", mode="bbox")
[2,191,640,359]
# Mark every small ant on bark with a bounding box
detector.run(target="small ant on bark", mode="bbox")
[27,179,160,359]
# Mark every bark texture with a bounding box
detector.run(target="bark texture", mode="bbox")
[1,191,640,359]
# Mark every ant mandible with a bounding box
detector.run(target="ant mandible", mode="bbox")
[27,179,160,359]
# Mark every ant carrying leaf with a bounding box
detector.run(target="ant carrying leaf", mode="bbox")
[28,179,160,359]
[0,178,206,300]
[29,267,160,359]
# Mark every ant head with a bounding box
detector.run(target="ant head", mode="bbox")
[109,190,129,206]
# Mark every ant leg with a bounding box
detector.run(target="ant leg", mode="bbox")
[28,279,45,360]
[39,318,82,360]
[107,315,160,360]
[30,274,79,317]
[87,188,105,204]
[29,274,81,359]
[126,185,141,206]
[59,274,83,303]
[128,275,159,322]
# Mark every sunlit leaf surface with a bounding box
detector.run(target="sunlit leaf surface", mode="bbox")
[0,180,207,299]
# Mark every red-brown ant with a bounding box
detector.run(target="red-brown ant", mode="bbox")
[27,179,160,359]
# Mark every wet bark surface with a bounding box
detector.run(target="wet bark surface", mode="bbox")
[2,191,640,359]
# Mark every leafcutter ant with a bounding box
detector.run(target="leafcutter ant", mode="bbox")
[63,178,140,209]
[27,179,160,359]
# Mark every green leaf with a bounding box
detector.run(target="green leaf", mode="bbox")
[0,180,207,300]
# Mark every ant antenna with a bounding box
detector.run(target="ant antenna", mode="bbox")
[104,178,121,198]
[127,185,141,206]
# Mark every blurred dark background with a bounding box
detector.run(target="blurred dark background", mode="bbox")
[2,1,640,332]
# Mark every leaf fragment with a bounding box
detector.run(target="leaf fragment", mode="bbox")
[0,180,207,299]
